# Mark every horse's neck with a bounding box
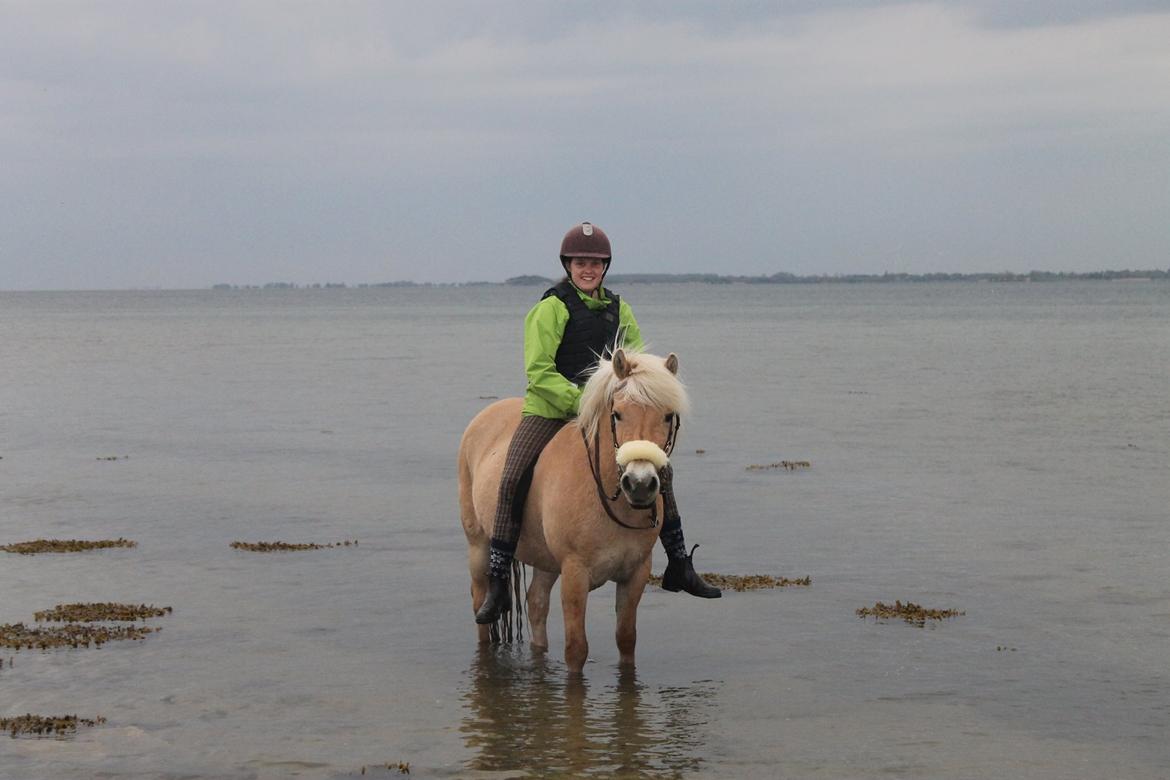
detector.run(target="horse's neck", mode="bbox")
[594,418,620,485]
[556,419,620,494]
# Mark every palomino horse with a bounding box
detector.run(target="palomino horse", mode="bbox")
[458,348,689,673]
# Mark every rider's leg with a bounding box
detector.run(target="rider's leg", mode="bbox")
[475,414,566,624]
[658,465,722,598]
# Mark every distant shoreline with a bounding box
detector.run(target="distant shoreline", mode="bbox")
[210,269,1170,290]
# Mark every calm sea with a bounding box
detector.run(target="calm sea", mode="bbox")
[1,282,1168,778]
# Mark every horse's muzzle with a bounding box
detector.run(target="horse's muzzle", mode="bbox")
[620,464,660,509]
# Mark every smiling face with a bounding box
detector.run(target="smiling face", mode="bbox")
[567,257,606,296]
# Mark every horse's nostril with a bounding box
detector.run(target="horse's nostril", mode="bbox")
[621,474,634,492]
[649,476,659,492]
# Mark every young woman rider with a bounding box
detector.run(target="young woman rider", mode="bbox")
[475,221,721,624]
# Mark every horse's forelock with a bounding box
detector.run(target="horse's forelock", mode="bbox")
[577,351,689,442]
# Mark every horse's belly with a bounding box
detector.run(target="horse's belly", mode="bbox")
[514,505,560,573]
[516,539,560,574]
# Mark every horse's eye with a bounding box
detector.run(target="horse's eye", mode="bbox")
[664,413,675,423]
[612,411,622,422]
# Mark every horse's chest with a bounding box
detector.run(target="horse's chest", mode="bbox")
[589,544,650,589]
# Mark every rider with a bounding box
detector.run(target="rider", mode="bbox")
[475,221,721,624]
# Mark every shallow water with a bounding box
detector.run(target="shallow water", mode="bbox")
[1,282,1168,778]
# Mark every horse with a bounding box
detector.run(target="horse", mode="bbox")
[458,348,689,673]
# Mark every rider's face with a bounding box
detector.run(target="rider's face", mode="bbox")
[568,258,606,296]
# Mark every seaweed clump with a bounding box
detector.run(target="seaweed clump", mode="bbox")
[0,623,160,651]
[648,573,811,591]
[856,600,965,626]
[746,461,811,471]
[1,538,137,555]
[34,603,172,623]
[1,714,106,738]
[231,540,358,552]
[359,762,410,775]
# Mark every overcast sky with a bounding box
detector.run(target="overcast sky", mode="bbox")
[2,1,1168,290]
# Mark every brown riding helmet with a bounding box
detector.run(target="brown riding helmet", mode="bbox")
[559,222,612,262]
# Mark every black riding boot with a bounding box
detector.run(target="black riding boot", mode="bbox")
[662,544,722,598]
[475,575,512,624]
[657,473,721,599]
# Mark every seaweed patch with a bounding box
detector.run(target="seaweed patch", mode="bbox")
[856,600,964,626]
[359,762,411,775]
[230,540,359,552]
[649,573,811,591]
[1,538,137,555]
[34,603,172,623]
[1,714,106,738]
[0,623,160,651]
[746,461,811,471]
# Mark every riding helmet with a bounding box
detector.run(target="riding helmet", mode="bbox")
[559,222,612,262]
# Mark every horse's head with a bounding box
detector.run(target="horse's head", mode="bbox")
[579,348,690,510]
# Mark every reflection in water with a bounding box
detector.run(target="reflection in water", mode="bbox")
[460,646,714,777]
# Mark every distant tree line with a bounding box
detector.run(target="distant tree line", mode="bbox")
[213,282,351,290]
[212,268,1169,290]
[509,269,1170,285]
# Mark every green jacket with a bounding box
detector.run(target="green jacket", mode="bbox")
[522,284,644,419]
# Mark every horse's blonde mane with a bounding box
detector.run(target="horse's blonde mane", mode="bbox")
[576,349,690,442]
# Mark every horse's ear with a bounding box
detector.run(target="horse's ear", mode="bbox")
[612,349,631,379]
[665,352,679,375]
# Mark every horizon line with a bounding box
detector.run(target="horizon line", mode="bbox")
[3,267,1169,293]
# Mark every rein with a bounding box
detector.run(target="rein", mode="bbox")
[580,407,680,531]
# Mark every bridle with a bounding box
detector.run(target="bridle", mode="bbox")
[581,404,680,530]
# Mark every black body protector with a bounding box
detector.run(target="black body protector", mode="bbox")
[542,280,622,386]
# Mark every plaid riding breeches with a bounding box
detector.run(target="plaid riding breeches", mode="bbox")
[489,414,567,546]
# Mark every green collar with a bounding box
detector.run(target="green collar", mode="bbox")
[569,281,611,309]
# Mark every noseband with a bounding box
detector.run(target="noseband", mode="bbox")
[581,406,680,530]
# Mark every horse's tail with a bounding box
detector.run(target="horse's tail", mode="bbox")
[488,560,527,644]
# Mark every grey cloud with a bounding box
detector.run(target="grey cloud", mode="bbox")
[2,2,1168,289]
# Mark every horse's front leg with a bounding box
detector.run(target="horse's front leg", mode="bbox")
[527,568,559,652]
[615,555,652,666]
[560,558,591,674]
